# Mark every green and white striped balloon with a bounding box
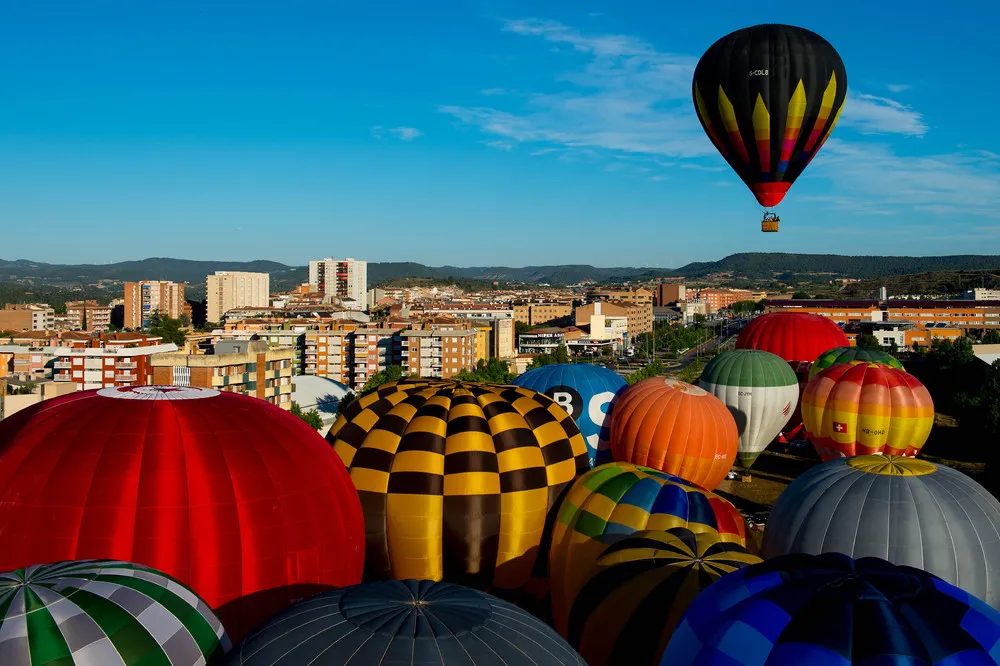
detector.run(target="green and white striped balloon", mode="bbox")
[0,560,230,666]
[699,349,800,468]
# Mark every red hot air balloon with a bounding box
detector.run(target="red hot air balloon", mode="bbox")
[736,312,848,444]
[0,386,365,641]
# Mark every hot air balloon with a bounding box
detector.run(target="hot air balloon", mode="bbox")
[513,363,628,468]
[698,350,799,468]
[608,378,738,489]
[809,345,905,379]
[762,455,1000,609]
[0,386,365,642]
[693,24,847,232]
[325,379,589,599]
[0,560,230,666]
[549,462,746,636]
[664,553,1000,665]
[802,361,934,459]
[736,311,849,363]
[224,579,585,665]
[564,528,760,666]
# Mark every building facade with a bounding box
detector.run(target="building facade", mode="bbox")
[695,288,756,313]
[124,280,186,329]
[655,283,686,306]
[587,287,653,306]
[0,304,55,332]
[308,257,368,310]
[512,302,574,326]
[206,271,271,323]
[575,300,653,337]
[401,329,477,379]
[66,301,112,332]
[151,340,294,409]
[53,343,179,390]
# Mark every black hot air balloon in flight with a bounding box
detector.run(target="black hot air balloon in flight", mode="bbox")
[692,25,847,231]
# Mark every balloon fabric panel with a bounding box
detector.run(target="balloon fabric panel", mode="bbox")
[735,311,849,363]
[693,24,848,207]
[326,379,589,599]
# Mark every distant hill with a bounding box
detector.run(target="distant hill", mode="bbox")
[672,253,1000,280]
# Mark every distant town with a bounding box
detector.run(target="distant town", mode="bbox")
[4,253,1000,429]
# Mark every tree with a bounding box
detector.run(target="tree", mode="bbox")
[527,343,571,370]
[693,313,707,324]
[149,314,187,347]
[179,313,191,327]
[360,365,406,394]
[454,358,517,384]
[888,340,900,357]
[625,359,664,385]
[792,291,811,299]
[857,334,880,349]
[984,329,1000,345]
[290,401,324,430]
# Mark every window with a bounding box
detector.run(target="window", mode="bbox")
[173,366,191,387]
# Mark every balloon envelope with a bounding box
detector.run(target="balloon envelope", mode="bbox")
[326,379,589,598]
[736,311,849,363]
[693,24,847,208]
[224,580,585,665]
[809,345,905,379]
[664,552,1000,666]
[565,528,759,666]
[0,386,365,641]
[0,559,230,666]
[802,361,934,459]
[608,378,738,490]
[699,350,799,467]
[762,455,1000,609]
[513,363,628,467]
[548,462,746,636]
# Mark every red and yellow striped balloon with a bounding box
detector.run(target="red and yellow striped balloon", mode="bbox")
[802,361,934,461]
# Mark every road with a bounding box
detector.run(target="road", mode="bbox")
[609,315,754,377]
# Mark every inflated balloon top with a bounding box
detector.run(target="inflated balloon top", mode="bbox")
[0,385,365,642]
[809,345,905,379]
[693,24,847,228]
[763,455,1000,609]
[736,311,849,363]
[326,378,589,598]
[663,553,1000,666]
[513,363,628,468]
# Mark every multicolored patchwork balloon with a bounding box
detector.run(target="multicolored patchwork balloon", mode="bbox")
[809,345,904,380]
[0,559,229,666]
[548,462,746,637]
[664,553,1000,666]
[802,361,934,460]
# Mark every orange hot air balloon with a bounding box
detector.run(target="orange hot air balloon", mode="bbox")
[608,378,738,489]
[802,361,934,461]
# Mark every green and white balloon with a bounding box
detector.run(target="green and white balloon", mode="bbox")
[0,560,229,665]
[699,350,799,468]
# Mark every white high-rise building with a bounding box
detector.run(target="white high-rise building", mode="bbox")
[206,271,270,323]
[308,257,368,310]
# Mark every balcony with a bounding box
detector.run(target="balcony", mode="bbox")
[115,373,137,382]
[54,362,72,369]
[115,362,137,370]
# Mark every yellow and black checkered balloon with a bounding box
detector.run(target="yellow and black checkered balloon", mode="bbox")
[326,379,590,598]
[565,528,760,666]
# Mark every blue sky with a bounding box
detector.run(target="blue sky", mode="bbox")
[1,1,998,268]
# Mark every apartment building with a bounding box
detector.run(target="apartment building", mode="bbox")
[308,257,368,310]
[66,301,112,332]
[695,288,757,313]
[588,287,653,306]
[767,299,1000,330]
[655,283,686,306]
[512,302,574,326]
[124,280,186,328]
[352,328,402,387]
[304,330,353,384]
[575,300,653,337]
[53,344,179,390]
[0,304,55,332]
[401,329,477,379]
[151,340,294,409]
[206,271,271,323]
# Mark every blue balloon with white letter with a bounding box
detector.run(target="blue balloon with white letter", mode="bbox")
[513,363,627,468]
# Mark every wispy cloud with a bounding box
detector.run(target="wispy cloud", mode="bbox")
[483,139,514,151]
[371,125,423,141]
[887,83,911,93]
[480,88,508,96]
[840,94,928,136]
[390,127,423,141]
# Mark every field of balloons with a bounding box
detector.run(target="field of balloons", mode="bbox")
[0,309,999,665]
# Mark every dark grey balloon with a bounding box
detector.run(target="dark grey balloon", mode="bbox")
[762,456,1000,609]
[224,579,585,665]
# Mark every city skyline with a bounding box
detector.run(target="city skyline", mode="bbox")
[2,1,998,266]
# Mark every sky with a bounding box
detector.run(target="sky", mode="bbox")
[1,0,998,268]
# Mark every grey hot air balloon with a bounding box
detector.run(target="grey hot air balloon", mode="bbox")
[698,350,799,468]
[762,455,1000,609]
